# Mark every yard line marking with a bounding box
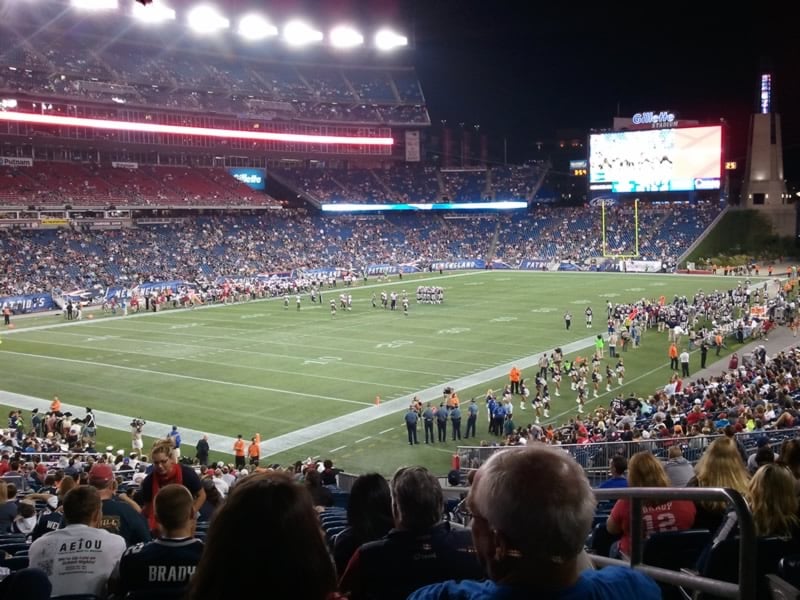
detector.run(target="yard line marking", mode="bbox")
[110,323,494,367]
[12,336,412,391]
[355,436,372,444]
[329,445,347,453]
[0,350,371,406]
[379,428,394,434]
[59,325,464,376]
[7,371,300,426]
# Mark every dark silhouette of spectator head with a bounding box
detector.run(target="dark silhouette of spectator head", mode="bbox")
[779,439,800,479]
[333,472,394,575]
[468,445,595,584]
[304,469,333,508]
[185,472,336,600]
[391,466,443,532]
[609,454,627,476]
[755,445,775,469]
[347,472,393,541]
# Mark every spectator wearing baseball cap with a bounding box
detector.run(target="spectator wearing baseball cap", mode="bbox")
[89,462,151,547]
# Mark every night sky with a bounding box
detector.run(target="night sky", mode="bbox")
[400,2,800,177]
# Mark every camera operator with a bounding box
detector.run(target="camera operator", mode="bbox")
[131,419,146,458]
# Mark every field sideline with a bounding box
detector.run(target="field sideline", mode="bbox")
[0,270,764,475]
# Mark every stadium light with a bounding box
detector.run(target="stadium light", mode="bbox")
[283,20,323,46]
[375,28,408,51]
[187,5,229,34]
[132,1,175,23]
[238,14,278,41]
[71,0,118,10]
[330,25,364,49]
[0,111,394,146]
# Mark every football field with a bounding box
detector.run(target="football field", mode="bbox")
[0,270,758,475]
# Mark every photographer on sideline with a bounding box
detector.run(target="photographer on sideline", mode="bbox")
[131,419,146,458]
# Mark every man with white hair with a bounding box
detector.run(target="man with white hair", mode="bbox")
[408,445,660,599]
[211,469,229,497]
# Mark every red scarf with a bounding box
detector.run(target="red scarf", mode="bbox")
[146,463,183,530]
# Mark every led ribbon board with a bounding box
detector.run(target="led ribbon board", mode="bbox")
[0,111,394,146]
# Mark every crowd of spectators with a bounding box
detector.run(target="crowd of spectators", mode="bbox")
[0,202,723,298]
[0,163,271,208]
[276,164,548,205]
[493,201,722,264]
[460,289,800,473]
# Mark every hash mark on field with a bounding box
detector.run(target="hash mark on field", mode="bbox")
[379,428,394,434]
[329,445,347,453]
[355,436,372,443]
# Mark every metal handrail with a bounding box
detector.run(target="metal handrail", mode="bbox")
[593,487,755,600]
[456,427,800,474]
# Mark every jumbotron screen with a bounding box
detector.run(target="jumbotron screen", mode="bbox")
[589,125,722,193]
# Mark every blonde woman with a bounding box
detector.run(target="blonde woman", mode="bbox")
[749,464,800,538]
[607,451,696,558]
[688,436,750,531]
[702,463,800,569]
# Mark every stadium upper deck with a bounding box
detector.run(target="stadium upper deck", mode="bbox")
[0,2,429,127]
[0,160,545,208]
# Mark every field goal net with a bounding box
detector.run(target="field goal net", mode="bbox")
[601,199,640,259]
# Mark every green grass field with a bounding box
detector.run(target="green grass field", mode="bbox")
[0,271,759,476]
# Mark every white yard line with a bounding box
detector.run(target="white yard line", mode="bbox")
[119,323,494,368]
[0,350,371,406]
[0,333,601,457]
[11,335,413,391]
[40,326,463,376]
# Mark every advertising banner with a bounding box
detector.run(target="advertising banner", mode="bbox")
[366,264,421,276]
[405,131,421,162]
[620,259,663,273]
[0,157,33,167]
[227,167,266,191]
[430,259,486,271]
[0,293,54,313]
[519,259,550,271]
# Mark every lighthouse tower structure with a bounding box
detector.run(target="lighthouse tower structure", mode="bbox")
[741,73,793,235]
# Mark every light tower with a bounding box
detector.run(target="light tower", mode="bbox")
[741,73,792,235]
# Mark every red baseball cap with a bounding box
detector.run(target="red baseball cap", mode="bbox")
[89,463,114,484]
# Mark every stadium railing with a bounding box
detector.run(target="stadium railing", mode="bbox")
[592,487,756,599]
[456,427,800,481]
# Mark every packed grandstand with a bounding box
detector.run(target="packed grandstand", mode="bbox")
[1,1,797,599]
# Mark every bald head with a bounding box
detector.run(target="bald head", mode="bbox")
[470,445,595,563]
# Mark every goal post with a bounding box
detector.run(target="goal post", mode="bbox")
[601,198,640,259]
